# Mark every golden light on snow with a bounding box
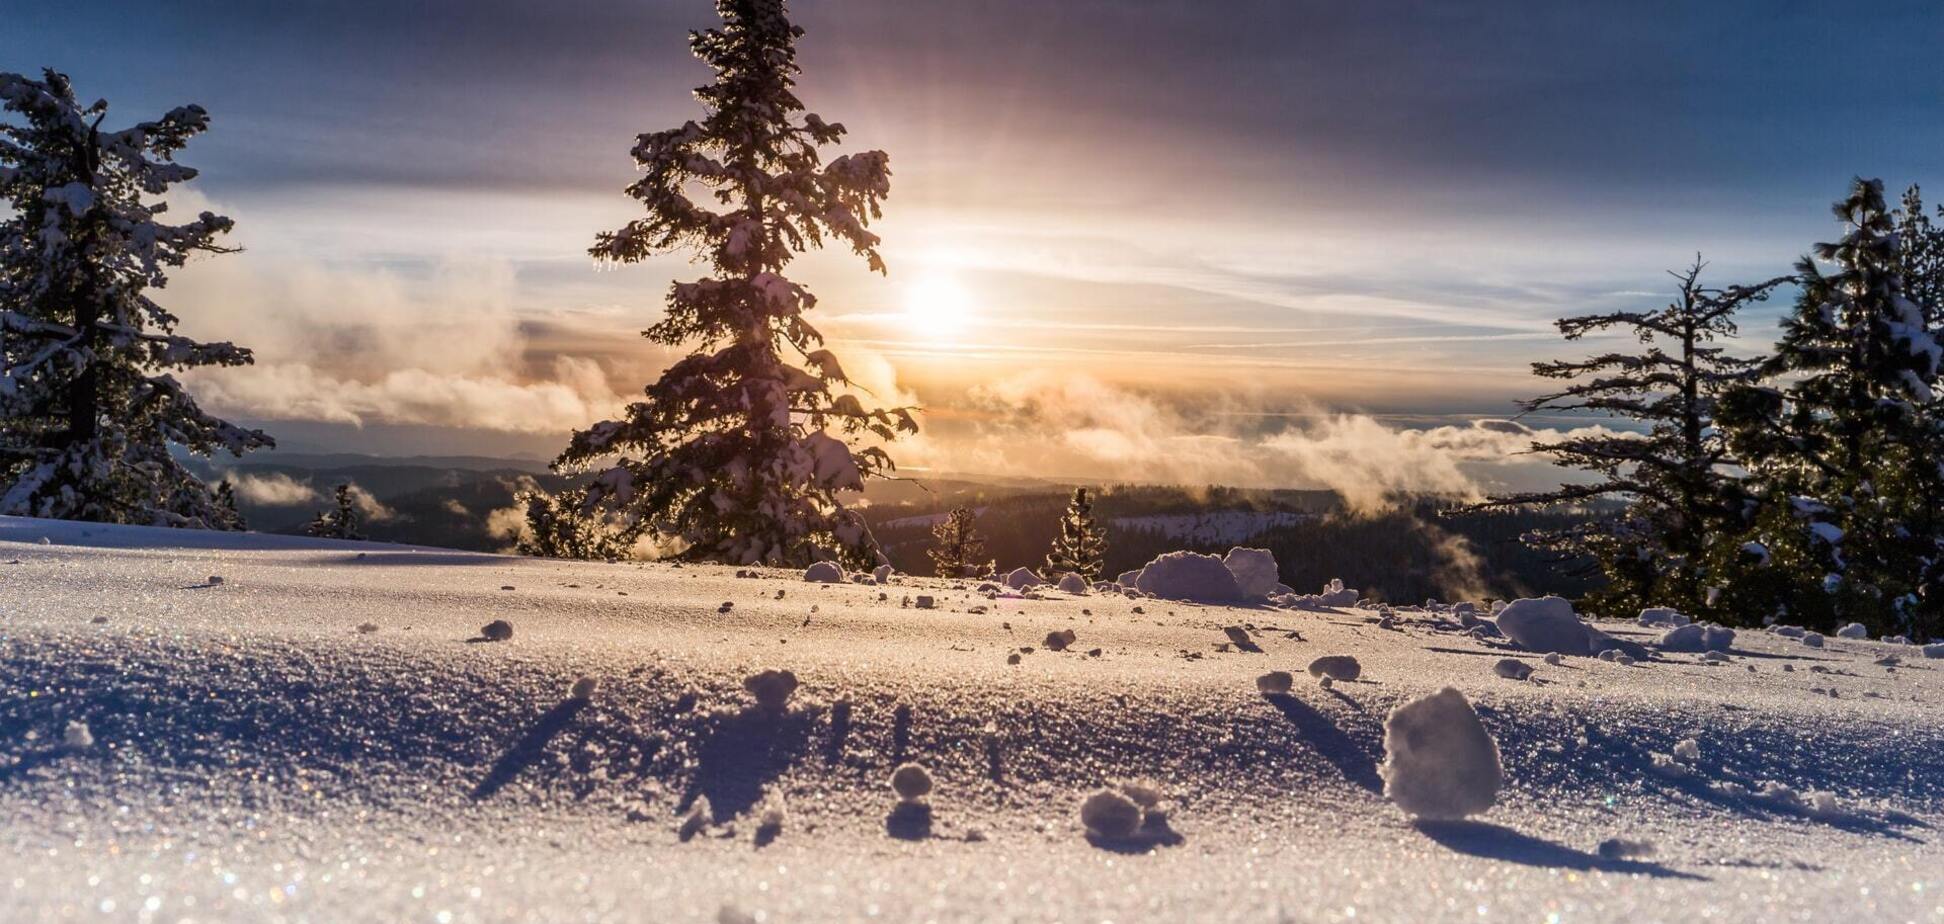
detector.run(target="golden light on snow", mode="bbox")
[901,272,975,340]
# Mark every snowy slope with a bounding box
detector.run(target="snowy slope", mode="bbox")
[2,516,1941,922]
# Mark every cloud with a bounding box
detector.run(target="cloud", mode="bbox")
[895,369,1624,512]
[344,483,397,522]
[223,471,320,506]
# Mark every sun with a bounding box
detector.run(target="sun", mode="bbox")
[902,272,976,339]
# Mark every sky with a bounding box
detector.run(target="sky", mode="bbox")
[6,1,1943,495]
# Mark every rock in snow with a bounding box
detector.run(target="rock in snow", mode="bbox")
[803,561,844,583]
[1256,671,1294,694]
[1056,572,1089,594]
[1836,622,1869,640]
[1307,655,1362,682]
[1380,687,1503,820]
[1133,551,1244,603]
[890,763,933,802]
[1221,547,1281,599]
[1494,596,1593,655]
[1004,567,1045,591]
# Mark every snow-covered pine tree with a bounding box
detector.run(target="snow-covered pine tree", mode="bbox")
[1718,178,1944,635]
[1044,487,1107,581]
[513,486,631,562]
[0,70,270,527]
[1897,185,1944,324]
[1474,257,1787,618]
[306,484,363,541]
[552,0,914,569]
[928,506,992,578]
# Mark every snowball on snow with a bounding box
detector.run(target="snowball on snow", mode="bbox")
[803,561,844,583]
[1004,567,1044,591]
[1133,551,1244,602]
[1221,547,1281,599]
[1494,596,1593,655]
[1800,633,1825,648]
[1256,671,1294,694]
[1307,655,1361,682]
[1056,572,1088,594]
[1078,788,1144,840]
[1835,622,1868,640]
[1380,687,1502,820]
[63,720,94,749]
[873,563,893,584]
[890,763,933,802]
[1672,738,1701,761]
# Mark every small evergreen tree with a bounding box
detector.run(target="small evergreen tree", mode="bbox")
[514,486,631,561]
[1044,487,1107,581]
[1474,258,1787,618]
[928,506,993,578]
[0,70,271,526]
[306,483,364,541]
[1719,178,1944,635]
[212,479,244,530]
[552,0,915,569]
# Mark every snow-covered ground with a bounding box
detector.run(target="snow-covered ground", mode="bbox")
[2,516,1941,922]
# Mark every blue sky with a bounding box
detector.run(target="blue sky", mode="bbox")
[6,1,1942,487]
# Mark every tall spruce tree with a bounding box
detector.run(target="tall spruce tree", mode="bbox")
[0,70,270,526]
[928,506,992,578]
[553,0,914,569]
[1045,487,1107,581]
[306,484,364,541]
[1718,178,1944,634]
[1476,258,1787,617]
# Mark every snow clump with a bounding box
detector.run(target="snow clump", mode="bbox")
[1659,624,1735,653]
[1493,658,1533,681]
[569,676,599,700]
[1079,788,1144,840]
[803,561,844,583]
[1221,547,1281,599]
[480,619,514,641]
[63,720,94,749]
[1597,837,1657,860]
[1056,572,1088,594]
[1256,670,1294,694]
[1380,687,1503,820]
[1307,655,1361,682]
[1004,567,1044,591]
[743,669,799,711]
[1133,551,1244,602]
[1494,596,1594,655]
[1637,607,1690,628]
[1800,632,1825,648]
[890,763,933,802]
[1835,622,1868,640]
[873,563,893,584]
